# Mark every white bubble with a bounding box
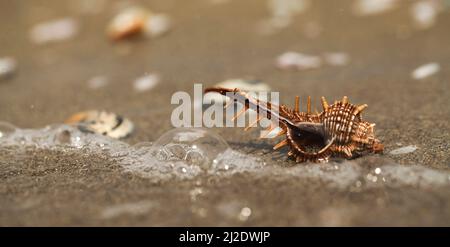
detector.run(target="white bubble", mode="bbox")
[143,14,171,38]
[152,128,229,170]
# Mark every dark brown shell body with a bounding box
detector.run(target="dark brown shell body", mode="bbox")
[204,87,384,163]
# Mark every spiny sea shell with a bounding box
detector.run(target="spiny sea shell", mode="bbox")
[204,87,383,163]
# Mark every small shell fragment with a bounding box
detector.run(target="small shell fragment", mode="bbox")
[411,62,440,80]
[411,0,439,30]
[276,52,322,70]
[0,57,17,80]
[107,6,171,40]
[30,18,79,45]
[389,145,418,155]
[133,74,160,92]
[65,110,134,139]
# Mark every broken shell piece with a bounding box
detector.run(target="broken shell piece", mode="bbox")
[276,51,322,70]
[352,0,398,16]
[0,57,17,81]
[133,73,160,92]
[389,145,418,155]
[411,62,440,80]
[411,0,440,30]
[65,110,134,139]
[107,6,171,40]
[107,7,150,40]
[30,18,79,45]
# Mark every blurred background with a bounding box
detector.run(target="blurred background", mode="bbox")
[1,0,450,226]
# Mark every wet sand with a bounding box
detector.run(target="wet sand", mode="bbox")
[1,0,450,226]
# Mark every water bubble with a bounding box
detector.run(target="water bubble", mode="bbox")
[51,125,74,145]
[0,121,17,138]
[132,142,153,156]
[54,129,72,144]
[152,128,229,170]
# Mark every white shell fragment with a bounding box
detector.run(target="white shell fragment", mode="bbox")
[30,18,79,45]
[411,63,440,80]
[87,76,108,89]
[0,57,17,80]
[411,0,439,30]
[65,110,134,139]
[133,74,160,92]
[352,0,398,16]
[389,145,418,155]
[107,6,171,40]
[276,51,322,70]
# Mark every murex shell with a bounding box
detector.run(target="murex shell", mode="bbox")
[204,87,384,163]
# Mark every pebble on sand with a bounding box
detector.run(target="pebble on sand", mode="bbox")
[0,57,17,80]
[411,62,440,80]
[389,145,418,155]
[133,74,160,92]
[30,18,79,45]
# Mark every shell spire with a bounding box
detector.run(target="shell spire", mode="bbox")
[354,104,368,115]
[321,96,329,111]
